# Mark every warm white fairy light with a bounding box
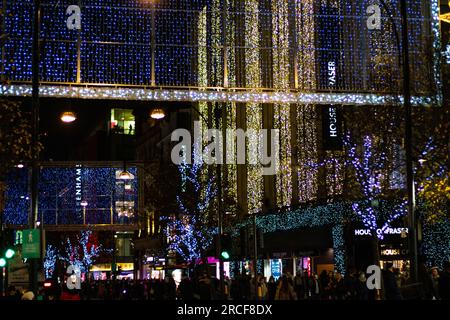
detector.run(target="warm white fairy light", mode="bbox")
[272,0,292,207]
[0,84,436,106]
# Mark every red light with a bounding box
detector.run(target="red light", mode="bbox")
[44,282,52,288]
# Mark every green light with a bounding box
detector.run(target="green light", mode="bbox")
[0,258,6,267]
[5,248,15,259]
[221,251,230,260]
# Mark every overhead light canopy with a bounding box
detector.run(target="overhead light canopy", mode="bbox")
[440,13,450,24]
[118,170,134,180]
[418,158,427,165]
[80,201,88,207]
[150,108,165,120]
[60,111,77,123]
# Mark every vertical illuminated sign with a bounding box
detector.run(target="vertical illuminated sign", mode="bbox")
[317,1,343,151]
[322,105,342,151]
[317,0,342,90]
[270,259,282,280]
[75,164,82,220]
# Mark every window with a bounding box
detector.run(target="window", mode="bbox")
[110,109,135,135]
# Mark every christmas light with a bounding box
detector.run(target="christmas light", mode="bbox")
[422,220,450,269]
[44,244,58,279]
[0,84,438,106]
[229,202,349,275]
[59,230,103,273]
[163,147,217,262]
[4,166,138,225]
[0,1,439,104]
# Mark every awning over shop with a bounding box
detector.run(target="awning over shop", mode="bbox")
[262,226,333,255]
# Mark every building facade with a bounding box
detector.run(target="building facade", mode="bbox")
[1,0,446,277]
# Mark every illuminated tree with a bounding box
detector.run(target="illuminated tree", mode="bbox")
[44,244,58,279]
[59,230,102,274]
[412,107,450,223]
[344,135,407,239]
[0,99,36,180]
[0,98,37,225]
[162,148,217,263]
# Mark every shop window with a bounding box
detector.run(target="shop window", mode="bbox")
[110,108,135,135]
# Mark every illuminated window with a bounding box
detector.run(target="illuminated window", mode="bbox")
[110,109,135,135]
[116,201,135,218]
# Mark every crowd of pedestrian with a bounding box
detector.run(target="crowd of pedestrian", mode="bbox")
[2,262,449,300]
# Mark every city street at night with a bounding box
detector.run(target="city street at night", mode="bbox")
[0,0,449,313]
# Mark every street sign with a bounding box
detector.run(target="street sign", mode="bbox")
[22,229,41,259]
[7,252,29,286]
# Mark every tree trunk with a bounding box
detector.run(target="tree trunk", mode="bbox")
[0,181,5,226]
[372,233,385,300]
[371,233,380,266]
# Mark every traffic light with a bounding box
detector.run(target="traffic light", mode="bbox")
[220,233,232,261]
[0,228,16,267]
[0,247,15,267]
[5,248,15,259]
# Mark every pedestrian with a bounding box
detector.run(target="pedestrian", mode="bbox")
[419,262,433,299]
[223,276,231,300]
[198,272,212,300]
[332,272,346,300]
[163,275,177,300]
[275,275,297,300]
[355,272,369,300]
[257,275,268,300]
[308,273,320,300]
[179,275,195,300]
[293,271,303,300]
[430,267,440,300]
[382,263,403,300]
[267,276,277,301]
[319,270,330,300]
[438,262,450,300]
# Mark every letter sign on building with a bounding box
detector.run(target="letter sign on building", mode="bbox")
[366,265,381,290]
[322,105,342,151]
[67,5,81,30]
[367,5,381,30]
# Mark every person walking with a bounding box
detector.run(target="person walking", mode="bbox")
[430,267,440,300]
[179,275,195,300]
[319,270,330,300]
[438,262,450,300]
[275,275,297,300]
[257,275,268,300]
[383,263,403,300]
[267,276,277,301]
[332,272,346,300]
[355,272,369,300]
[308,273,320,300]
[293,272,303,300]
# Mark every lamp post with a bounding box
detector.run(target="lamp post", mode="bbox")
[141,105,226,297]
[378,0,417,283]
[213,105,225,300]
[81,201,88,225]
[30,0,41,295]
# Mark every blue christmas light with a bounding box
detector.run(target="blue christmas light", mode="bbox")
[44,244,58,279]
[4,166,138,226]
[59,230,103,273]
[162,147,217,262]
[0,0,438,100]
[422,220,450,269]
